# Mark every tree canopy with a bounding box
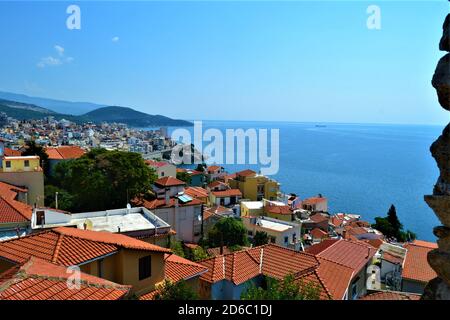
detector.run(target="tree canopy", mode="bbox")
[154,279,198,300]
[372,204,416,242]
[241,274,321,300]
[51,148,157,212]
[253,231,269,246]
[207,217,249,248]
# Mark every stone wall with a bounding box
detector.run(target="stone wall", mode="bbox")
[422,12,450,300]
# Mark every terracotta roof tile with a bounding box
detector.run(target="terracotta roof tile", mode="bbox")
[154,176,186,187]
[235,169,256,177]
[359,291,421,300]
[316,257,354,300]
[46,146,85,160]
[184,187,209,199]
[309,213,329,223]
[0,257,129,300]
[402,242,437,283]
[303,197,327,205]
[311,228,328,239]
[0,227,170,266]
[137,197,203,209]
[212,189,242,198]
[0,195,32,223]
[4,148,21,157]
[308,239,376,273]
[164,254,208,282]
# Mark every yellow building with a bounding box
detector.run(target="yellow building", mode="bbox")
[240,201,264,217]
[1,156,40,172]
[229,169,280,201]
[0,156,44,206]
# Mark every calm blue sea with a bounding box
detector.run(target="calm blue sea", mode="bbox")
[163,121,443,241]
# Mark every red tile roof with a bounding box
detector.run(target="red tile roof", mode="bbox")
[359,291,421,300]
[206,165,222,173]
[307,239,376,273]
[145,160,170,168]
[382,252,404,265]
[184,186,209,199]
[199,244,356,300]
[309,213,329,223]
[264,204,292,215]
[154,176,186,187]
[363,238,385,249]
[402,241,437,283]
[137,197,203,210]
[4,148,21,157]
[0,257,130,300]
[306,239,339,255]
[316,257,354,300]
[410,240,438,249]
[164,254,208,282]
[303,197,327,205]
[235,169,256,177]
[311,228,328,239]
[0,183,32,224]
[46,146,85,160]
[212,189,242,198]
[0,227,170,266]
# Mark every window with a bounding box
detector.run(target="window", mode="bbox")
[36,211,45,226]
[284,236,289,244]
[248,230,253,236]
[139,255,152,280]
[161,171,165,177]
[351,277,360,299]
[24,160,29,167]
[5,161,11,168]
[270,236,276,243]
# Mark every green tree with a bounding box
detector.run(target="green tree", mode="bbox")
[44,185,73,211]
[190,246,209,262]
[253,231,269,246]
[170,239,185,258]
[372,204,416,242]
[241,274,322,300]
[176,171,192,184]
[207,217,249,248]
[154,279,198,300]
[52,148,157,212]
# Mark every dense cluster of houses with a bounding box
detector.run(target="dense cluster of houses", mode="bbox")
[0,144,437,300]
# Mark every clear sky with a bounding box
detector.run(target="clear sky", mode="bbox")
[0,0,448,125]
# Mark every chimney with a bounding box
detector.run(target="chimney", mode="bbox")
[83,222,87,230]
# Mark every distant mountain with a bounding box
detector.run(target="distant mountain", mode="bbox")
[0,97,192,127]
[83,106,192,127]
[0,91,104,115]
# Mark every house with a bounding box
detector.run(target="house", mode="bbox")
[263,200,295,221]
[198,244,354,300]
[30,206,174,248]
[0,149,44,206]
[306,239,377,300]
[302,213,329,232]
[301,195,328,212]
[45,146,85,175]
[310,227,328,243]
[0,182,33,241]
[343,226,384,241]
[0,257,130,300]
[206,165,225,181]
[0,227,172,296]
[202,205,235,235]
[378,242,407,291]
[184,186,209,204]
[209,189,242,207]
[401,240,438,294]
[136,176,204,243]
[228,169,280,201]
[138,253,208,300]
[177,168,205,187]
[240,201,264,217]
[242,216,302,250]
[146,160,176,179]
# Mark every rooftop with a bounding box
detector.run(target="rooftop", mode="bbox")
[0,257,130,300]
[46,146,85,160]
[359,291,421,300]
[154,176,186,187]
[402,240,437,283]
[0,226,171,266]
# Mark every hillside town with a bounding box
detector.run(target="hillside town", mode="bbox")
[0,122,437,301]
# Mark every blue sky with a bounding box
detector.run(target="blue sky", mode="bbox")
[0,1,448,124]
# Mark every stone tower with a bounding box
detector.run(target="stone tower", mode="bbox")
[422,12,450,300]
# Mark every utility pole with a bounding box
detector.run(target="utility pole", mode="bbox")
[55,191,59,209]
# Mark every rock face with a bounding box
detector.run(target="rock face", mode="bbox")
[422,12,450,300]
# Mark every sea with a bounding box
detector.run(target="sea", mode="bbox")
[153,120,443,242]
